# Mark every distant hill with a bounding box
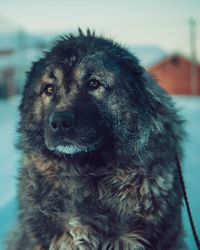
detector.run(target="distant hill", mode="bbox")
[128,45,167,68]
[0,32,51,50]
[0,32,167,68]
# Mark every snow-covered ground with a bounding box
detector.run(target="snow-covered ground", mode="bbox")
[0,96,199,249]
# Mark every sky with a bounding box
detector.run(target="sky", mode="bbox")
[0,0,200,57]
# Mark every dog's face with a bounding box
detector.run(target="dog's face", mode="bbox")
[19,32,156,156]
[37,53,119,155]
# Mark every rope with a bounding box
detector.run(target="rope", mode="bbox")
[176,155,200,250]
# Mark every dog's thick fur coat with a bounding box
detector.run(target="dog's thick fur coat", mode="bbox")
[7,30,186,250]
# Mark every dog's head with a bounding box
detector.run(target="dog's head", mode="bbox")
[19,30,169,156]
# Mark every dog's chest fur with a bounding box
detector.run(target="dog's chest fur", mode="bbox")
[23,152,174,241]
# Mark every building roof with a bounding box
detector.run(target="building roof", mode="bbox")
[128,45,167,68]
[148,54,200,95]
[149,54,200,71]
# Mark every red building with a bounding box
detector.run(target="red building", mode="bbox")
[148,55,200,95]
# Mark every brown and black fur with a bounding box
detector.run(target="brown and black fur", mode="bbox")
[7,29,186,250]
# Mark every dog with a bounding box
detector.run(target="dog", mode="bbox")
[7,29,186,250]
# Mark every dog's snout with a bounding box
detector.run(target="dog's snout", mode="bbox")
[49,111,75,132]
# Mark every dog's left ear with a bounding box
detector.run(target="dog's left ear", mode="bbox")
[115,52,154,112]
[115,49,145,76]
[116,50,169,115]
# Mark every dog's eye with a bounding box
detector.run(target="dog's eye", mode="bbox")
[87,79,101,90]
[44,84,55,95]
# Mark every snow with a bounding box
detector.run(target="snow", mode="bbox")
[0,96,200,249]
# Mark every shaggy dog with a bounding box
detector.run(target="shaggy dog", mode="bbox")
[7,29,186,250]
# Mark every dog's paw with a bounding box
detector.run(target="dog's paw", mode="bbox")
[101,233,148,250]
[49,228,99,250]
[70,226,99,250]
[49,233,78,250]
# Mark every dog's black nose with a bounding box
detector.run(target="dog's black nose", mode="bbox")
[49,111,75,132]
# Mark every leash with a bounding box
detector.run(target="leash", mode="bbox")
[176,155,200,250]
